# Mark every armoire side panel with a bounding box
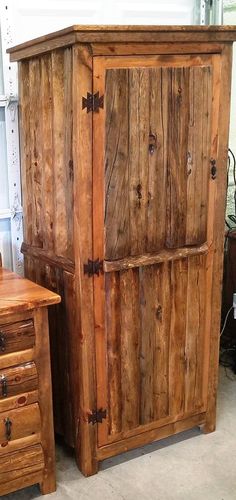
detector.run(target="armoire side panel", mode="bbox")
[19,48,76,446]
[24,255,76,447]
[19,49,74,260]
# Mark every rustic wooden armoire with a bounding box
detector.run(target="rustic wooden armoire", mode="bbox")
[8,25,236,476]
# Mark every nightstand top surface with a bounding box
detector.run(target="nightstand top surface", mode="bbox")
[0,267,61,316]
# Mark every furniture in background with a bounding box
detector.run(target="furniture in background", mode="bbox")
[0,262,60,496]
[8,25,236,476]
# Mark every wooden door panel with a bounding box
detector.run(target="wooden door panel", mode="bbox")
[105,63,213,261]
[93,54,219,448]
[105,255,207,441]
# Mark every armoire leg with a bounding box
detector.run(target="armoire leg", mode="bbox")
[200,409,217,434]
[75,436,98,477]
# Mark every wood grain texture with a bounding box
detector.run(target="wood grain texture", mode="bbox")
[0,390,38,413]
[104,62,212,259]
[19,61,32,245]
[19,50,74,261]
[0,362,38,399]
[0,318,35,354]
[41,54,54,251]
[105,272,122,435]
[120,269,140,432]
[73,44,97,476]
[104,243,208,272]
[101,256,208,444]
[0,403,41,444]
[29,59,43,248]
[0,444,44,484]
[97,413,206,460]
[204,44,233,433]
[91,42,223,56]
[8,26,236,62]
[16,30,235,476]
[0,267,60,315]
[24,256,76,447]
[34,308,56,494]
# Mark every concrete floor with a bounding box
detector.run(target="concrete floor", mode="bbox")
[3,366,236,500]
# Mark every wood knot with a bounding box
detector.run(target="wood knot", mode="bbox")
[69,159,74,180]
[136,184,142,208]
[156,305,162,321]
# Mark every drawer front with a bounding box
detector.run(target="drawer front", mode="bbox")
[0,319,35,355]
[0,403,41,448]
[0,362,38,400]
[0,444,44,491]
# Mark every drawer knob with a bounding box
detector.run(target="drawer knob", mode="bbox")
[0,376,7,398]
[0,333,6,352]
[4,417,12,441]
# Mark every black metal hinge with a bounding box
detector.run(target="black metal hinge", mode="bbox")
[210,158,217,180]
[88,408,107,425]
[84,258,103,277]
[82,92,104,113]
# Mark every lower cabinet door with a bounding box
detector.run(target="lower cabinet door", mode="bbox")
[0,403,41,453]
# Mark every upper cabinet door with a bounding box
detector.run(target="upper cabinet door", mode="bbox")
[95,55,215,261]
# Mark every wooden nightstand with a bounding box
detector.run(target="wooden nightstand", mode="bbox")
[0,266,60,496]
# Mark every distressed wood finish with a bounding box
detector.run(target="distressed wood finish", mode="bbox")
[0,362,38,399]
[14,25,236,476]
[104,61,212,259]
[0,267,60,495]
[103,256,207,443]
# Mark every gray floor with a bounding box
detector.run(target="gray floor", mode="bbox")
[3,366,236,500]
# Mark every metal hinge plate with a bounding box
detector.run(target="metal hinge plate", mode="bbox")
[82,92,104,113]
[88,408,107,425]
[84,258,103,277]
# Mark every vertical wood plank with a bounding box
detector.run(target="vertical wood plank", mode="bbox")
[41,55,54,252]
[73,44,97,475]
[51,50,67,258]
[186,66,212,245]
[120,269,140,431]
[139,265,155,425]
[185,255,206,413]
[169,258,188,416]
[153,262,171,420]
[146,69,167,253]
[105,69,130,260]
[106,272,122,435]
[63,48,74,261]
[63,270,77,446]
[29,58,43,248]
[34,308,56,494]
[166,67,189,248]
[204,45,233,432]
[19,61,32,246]
[93,57,107,447]
[129,69,150,257]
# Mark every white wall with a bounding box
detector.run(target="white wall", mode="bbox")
[8,0,195,45]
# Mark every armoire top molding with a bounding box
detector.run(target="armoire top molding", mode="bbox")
[7,24,236,62]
